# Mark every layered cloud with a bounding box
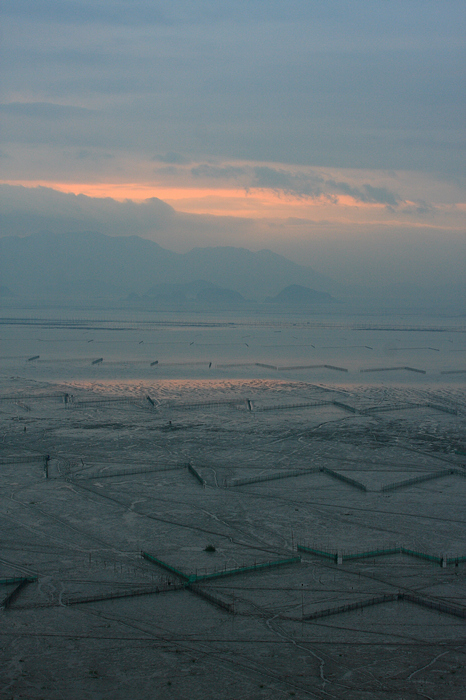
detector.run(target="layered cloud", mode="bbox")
[1,1,465,173]
[189,164,400,205]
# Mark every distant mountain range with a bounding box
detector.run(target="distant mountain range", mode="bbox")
[143,280,247,304]
[0,231,335,301]
[266,284,336,304]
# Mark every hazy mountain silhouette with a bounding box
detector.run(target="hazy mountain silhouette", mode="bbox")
[266,284,336,304]
[144,280,246,303]
[0,231,334,300]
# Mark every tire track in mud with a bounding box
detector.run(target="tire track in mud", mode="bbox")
[67,480,290,556]
[72,605,332,700]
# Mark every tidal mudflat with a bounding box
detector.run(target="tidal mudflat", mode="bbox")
[1,310,465,699]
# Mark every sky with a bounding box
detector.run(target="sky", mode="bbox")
[1,1,465,287]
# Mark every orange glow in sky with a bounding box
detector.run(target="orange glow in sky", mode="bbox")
[2,177,464,240]
[1,179,390,220]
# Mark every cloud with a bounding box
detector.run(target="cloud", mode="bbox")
[2,2,464,173]
[0,102,94,118]
[153,152,191,165]
[326,180,399,206]
[75,149,115,161]
[191,164,247,180]
[361,185,399,206]
[0,185,175,239]
[0,1,169,26]
[187,163,401,205]
[251,167,321,196]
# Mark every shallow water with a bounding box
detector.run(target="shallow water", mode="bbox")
[1,306,465,389]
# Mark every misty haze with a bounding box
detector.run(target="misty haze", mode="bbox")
[1,2,465,700]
